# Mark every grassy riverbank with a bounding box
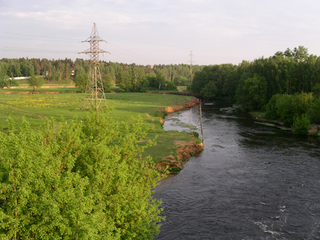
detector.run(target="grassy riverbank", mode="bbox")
[0,92,201,164]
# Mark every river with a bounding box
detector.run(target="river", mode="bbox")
[154,100,320,240]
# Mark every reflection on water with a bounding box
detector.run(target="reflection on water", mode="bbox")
[155,100,320,239]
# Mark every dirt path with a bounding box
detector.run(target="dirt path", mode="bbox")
[1,103,48,120]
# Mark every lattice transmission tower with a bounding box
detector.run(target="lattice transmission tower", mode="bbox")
[187,51,195,84]
[79,23,110,110]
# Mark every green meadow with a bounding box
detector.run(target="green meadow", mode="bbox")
[0,92,200,163]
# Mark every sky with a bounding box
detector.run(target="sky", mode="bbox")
[1,0,320,66]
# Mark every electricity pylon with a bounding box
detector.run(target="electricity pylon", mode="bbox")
[79,23,110,110]
[187,51,195,84]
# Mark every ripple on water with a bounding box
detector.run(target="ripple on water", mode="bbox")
[155,101,320,239]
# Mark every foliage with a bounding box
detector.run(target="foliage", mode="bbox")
[137,77,149,92]
[75,66,88,92]
[292,113,310,135]
[308,97,320,124]
[163,81,177,91]
[191,132,199,138]
[173,76,189,86]
[0,112,165,239]
[116,71,132,92]
[236,74,267,111]
[6,78,19,88]
[312,83,320,98]
[0,58,203,92]
[0,76,19,89]
[190,46,320,109]
[200,81,217,99]
[265,94,281,120]
[155,71,166,90]
[27,74,44,92]
[275,92,313,125]
[101,73,112,92]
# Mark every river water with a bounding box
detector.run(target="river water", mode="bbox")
[154,100,320,240]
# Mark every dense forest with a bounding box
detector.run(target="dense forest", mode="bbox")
[0,58,202,92]
[191,46,320,107]
[191,46,320,134]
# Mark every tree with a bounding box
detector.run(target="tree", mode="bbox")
[155,71,166,90]
[236,73,267,110]
[293,46,309,62]
[101,73,112,92]
[173,76,189,86]
[200,81,217,99]
[0,112,165,239]
[132,67,145,91]
[116,71,132,92]
[27,74,44,92]
[75,66,88,92]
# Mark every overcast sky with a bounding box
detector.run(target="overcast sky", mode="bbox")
[1,0,320,65]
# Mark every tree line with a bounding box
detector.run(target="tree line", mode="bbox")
[0,58,203,92]
[191,46,320,108]
[191,46,320,133]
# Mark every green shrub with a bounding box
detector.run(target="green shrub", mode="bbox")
[170,167,181,174]
[0,76,19,89]
[308,97,320,124]
[265,94,281,120]
[191,131,199,138]
[276,92,313,125]
[163,81,177,91]
[0,112,165,239]
[292,114,310,135]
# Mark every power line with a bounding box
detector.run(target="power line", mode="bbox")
[1,31,190,64]
[0,46,76,54]
[0,31,81,41]
[0,36,78,43]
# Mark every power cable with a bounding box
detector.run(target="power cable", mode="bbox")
[0,31,81,41]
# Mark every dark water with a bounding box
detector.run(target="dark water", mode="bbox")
[154,100,320,240]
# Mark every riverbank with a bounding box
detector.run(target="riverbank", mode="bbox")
[249,112,320,136]
[0,92,203,169]
[153,97,204,173]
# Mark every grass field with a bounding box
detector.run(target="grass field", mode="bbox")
[0,92,200,163]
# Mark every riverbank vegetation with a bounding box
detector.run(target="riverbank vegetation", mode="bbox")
[0,112,165,239]
[190,46,320,135]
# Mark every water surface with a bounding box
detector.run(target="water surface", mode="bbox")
[154,100,320,239]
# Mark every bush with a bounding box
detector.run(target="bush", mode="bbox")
[265,94,281,120]
[191,131,199,138]
[308,97,320,124]
[163,81,177,91]
[0,76,19,89]
[292,114,310,135]
[276,92,313,125]
[0,112,165,239]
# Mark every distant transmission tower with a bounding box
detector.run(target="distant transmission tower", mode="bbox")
[79,23,110,110]
[187,51,195,84]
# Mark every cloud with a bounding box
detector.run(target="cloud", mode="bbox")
[2,9,133,30]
